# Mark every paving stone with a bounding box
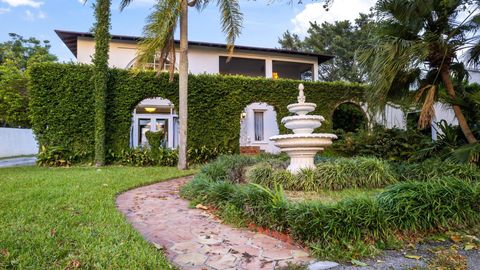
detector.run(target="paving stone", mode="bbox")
[206,253,237,269]
[262,248,293,260]
[116,176,313,270]
[173,252,207,267]
[171,241,202,254]
[308,261,340,270]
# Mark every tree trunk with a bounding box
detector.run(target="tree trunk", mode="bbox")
[440,68,478,144]
[93,0,111,166]
[177,0,189,170]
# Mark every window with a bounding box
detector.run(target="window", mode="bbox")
[138,119,151,145]
[272,60,314,81]
[219,56,266,77]
[254,111,264,141]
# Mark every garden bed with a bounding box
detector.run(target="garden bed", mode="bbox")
[180,154,480,261]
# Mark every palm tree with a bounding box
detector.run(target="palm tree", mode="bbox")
[120,0,243,169]
[92,0,111,166]
[358,0,478,143]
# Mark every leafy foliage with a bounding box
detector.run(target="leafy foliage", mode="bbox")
[0,33,57,128]
[394,159,480,183]
[247,157,397,191]
[92,0,111,166]
[145,130,165,150]
[279,13,374,82]
[332,102,367,132]
[28,63,364,164]
[332,125,431,162]
[181,158,480,260]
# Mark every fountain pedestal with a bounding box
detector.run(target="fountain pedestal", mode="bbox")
[269,84,337,173]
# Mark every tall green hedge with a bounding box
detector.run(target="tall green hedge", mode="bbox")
[29,63,364,162]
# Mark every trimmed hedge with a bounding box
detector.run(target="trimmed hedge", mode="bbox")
[28,63,364,163]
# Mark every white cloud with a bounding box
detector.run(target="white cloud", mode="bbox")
[291,0,376,36]
[1,0,43,8]
[23,8,45,20]
[0,7,10,13]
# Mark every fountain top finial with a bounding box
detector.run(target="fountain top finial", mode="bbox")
[297,83,306,103]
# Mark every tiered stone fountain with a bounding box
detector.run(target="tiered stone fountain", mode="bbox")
[270,84,337,173]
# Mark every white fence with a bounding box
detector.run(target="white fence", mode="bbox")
[0,128,38,158]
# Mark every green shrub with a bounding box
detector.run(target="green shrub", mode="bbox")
[181,173,480,260]
[247,157,397,191]
[37,145,90,167]
[377,178,480,230]
[333,126,431,162]
[29,63,364,164]
[394,159,480,182]
[145,130,165,150]
[201,155,257,183]
[107,147,178,166]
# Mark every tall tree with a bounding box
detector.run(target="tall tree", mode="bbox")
[92,0,111,166]
[0,34,57,128]
[120,0,243,170]
[358,0,478,144]
[278,13,374,82]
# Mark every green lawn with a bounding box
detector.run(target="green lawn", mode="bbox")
[0,166,196,269]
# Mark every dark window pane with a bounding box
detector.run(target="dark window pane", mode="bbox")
[272,60,313,81]
[219,56,265,77]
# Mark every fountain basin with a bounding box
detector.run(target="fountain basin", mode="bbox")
[287,102,317,115]
[281,115,325,134]
[270,133,337,173]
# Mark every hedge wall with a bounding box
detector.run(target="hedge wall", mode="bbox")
[29,63,365,162]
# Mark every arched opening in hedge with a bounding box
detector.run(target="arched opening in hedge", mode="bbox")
[239,102,280,154]
[332,102,368,132]
[130,97,178,149]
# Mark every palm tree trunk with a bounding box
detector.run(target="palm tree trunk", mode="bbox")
[177,0,188,170]
[440,68,478,144]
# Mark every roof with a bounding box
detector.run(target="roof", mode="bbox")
[55,30,334,64]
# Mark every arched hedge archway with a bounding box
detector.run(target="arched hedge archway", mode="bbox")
[332,102,368,132]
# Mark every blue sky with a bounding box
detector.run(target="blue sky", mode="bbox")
[0,0,375,62]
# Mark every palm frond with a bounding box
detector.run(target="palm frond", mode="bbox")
[119,0,134,11]
[136,0,180,81]
[217,0,243,55]
[415,84,436,129]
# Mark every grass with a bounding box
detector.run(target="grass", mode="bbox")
[285,188,382,204]
[0,166,196,269]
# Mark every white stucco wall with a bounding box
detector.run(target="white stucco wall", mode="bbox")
[0,128,38,158]
[240,103,280,153]
[76,38,319,80]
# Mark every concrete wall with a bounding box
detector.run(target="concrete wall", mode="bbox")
[240,102,280,153]
[0,128,38,158]
[76,38,319,80]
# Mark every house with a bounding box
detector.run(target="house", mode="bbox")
[56,30,334,153]
[56,30,459,153]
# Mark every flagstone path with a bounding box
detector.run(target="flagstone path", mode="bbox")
[116,176,315,270]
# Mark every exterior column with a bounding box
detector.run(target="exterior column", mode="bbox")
[265,59,273,79]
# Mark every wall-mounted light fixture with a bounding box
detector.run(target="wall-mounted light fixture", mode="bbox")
[145,107,156,113]
[240,112,247,120]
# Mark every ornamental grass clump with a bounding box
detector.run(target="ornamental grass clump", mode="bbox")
[394,159,480,182]
[246,157,397,191]
[377,178,480,231]
[201,154,257,183]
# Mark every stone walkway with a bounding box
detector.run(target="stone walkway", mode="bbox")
[116,176,315,270]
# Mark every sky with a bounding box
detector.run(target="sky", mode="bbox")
[0,0,376,62]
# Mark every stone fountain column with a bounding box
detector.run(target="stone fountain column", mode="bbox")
[269,84,337,173]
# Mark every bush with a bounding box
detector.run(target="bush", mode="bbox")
[394,159,480,182]
[201,155,257,183]
[333,126,431,162]
[247,157,397,191]
[145,130,165,150]
[181,170,480,260]
[37,145,90,166]
[377,178,480,230]
[29,63,364,164]
[107,147,178,167]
